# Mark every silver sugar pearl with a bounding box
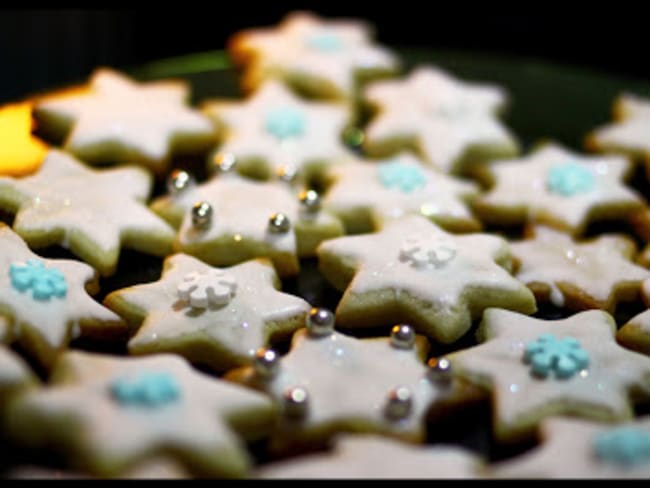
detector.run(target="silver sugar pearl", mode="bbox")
[390,324,415,349]
[427,357,453,384]
[299,189,321,213]
[276,164,298,183]
[283,386,309,419]
[253,348,280,380]
[268,212,291,233]
[212,152,237,173]
[191,201,213,229]
[306,307,335,337]
[384,386,413,420]
[167,169,194,195]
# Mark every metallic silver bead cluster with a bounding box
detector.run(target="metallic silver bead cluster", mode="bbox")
[167,169,194,195]
[390,324,415,349]
[191,201,212,229]
[384,385,413,420]
[306,307,335,337]
[427,357,453,384]
[253,348,280,380]
[268,212,292,233]
[283,386,309,419]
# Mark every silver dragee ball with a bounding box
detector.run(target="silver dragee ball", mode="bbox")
[268,212,291,233]
[306,307,335,337]
[276,164,298,183]
[427,357,453,385]
[298,189,321,213]
[390,324,415,349]
[384,386,413,420]
[283,386,309,419]
[167,169,194,195]
[212,152,237,173]
[253,348,280,380]
[191,201,213,229]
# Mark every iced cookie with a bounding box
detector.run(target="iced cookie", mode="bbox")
[5,350,277,478]
[0,102,49,176]
[32,68,216,176]
[104,254,311,372]
[151,170,344,277]
[226,311,483,452]
[256,433,483,479]
[202,80,352,184]
[490,416,650,478]
[448,308,650,443]
[7,458,191,479]
[0,344,38,408]
[0,224,125,368]
[322,152,481,234]
[362,65,519,176]
[0,149,175,277]
[228,10,400,100]
[316,215,536,343]
[473,143,644,236]
[618,279,650,355]
[586,93,650,173]
[511,225,650,313]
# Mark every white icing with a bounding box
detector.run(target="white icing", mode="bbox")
[511,226,650,308]
[233,11,400,98]
[480,143,643,233]
[491,417,650,478]
[0,226,123,362]
[12,351,273,475]
[0,344,35,393]
[0,149,175,258]
[262,329,444,437]
[35,69,214,171]
[318,215,533,342]
[591,93,650,154]
[364,66,518,173]
[451,309,650,433]
[322,153,478,227]
[257,434,482,478]
[176,269,237,309]
[118,254,310,364]
[203,81,352,177]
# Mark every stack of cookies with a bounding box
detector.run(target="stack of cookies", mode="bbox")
[2,10,650,479]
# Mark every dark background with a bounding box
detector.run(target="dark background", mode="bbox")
[0,5,648,104]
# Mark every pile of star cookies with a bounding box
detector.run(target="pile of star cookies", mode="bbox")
[3,10,650,479]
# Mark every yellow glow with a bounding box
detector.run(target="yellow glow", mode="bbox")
[0,102,48,176]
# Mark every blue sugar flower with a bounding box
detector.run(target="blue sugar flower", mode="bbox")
[265,107,306,140]
[546,162,595,197]
[594,427,650,466]
[523,333,589,379]
[110,372,180,408]
[9,259,67,301]
[306,32,344,52]
[378,161,427,193]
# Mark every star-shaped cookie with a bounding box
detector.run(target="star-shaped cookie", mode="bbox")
[226,326,482,452]
[33,68,216,176]
[256,434,483,479]
[151,172,343,277]
[316,215,536,343]
[448,308,650,443]
[5,350,277,478]
[490,416,650,478]
[474,143,644,236]
[229,10,400,100]
[511,225,650,313]
[618,279,650,355]
[0,224,126,368]
[586,93,650,175]
[202,80,352,184]
[322,152,481,233]
[0,101,49,176]
[362,65,519,175]
[0,149,176,277]
[104,253,311,372]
